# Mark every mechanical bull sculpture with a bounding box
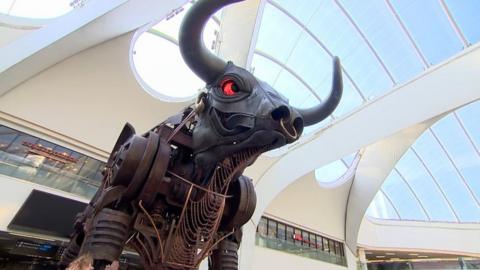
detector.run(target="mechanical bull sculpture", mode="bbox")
[60,0,343,269]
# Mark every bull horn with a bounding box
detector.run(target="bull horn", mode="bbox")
[297,57,343,126]
[179,0,241,84]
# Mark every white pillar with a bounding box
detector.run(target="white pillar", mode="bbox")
[357,249,368,270]
[216,0,265,68]
[238,221,257,270]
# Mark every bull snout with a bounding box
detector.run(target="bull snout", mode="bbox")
[270,106,304,141]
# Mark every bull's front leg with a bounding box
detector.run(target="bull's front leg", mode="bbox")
[209,229,242,270]
[60,182,133,269]
[67,124,144,268]
[80,206,132,269]
[59,180,105,267]
[209,175,256,270]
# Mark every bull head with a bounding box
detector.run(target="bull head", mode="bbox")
[180,0,343,169]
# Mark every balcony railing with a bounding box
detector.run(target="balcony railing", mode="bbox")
[256,235,347,266]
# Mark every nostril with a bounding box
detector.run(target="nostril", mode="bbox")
[271,106,291,121]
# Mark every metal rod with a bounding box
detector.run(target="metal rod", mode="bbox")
[380,189,402,219]
[334,0,396,84]
[255,50,322,102]
[394,168,431,220]
[138,200,165,258]
[266,0,367,101]
[384,0,429,68]
[438,0,469,47]
[429,128,480,208]
[453,111,480,157]
[410,146,460,221]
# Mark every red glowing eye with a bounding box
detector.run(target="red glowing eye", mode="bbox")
[221,80,238,96]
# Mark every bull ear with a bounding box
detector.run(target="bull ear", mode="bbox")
[179,0,242,84]
[295,57,343,126]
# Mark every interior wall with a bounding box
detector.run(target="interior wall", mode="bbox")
[0,175,88,233]
[0,32,188,154]
[264,172,351,240]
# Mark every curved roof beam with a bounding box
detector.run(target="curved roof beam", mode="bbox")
[410,146,461,221]
[250,44,480,255]
[146,29,179,46]
[429,128,480,207]
[266,0,367,102]
[384,0,429,68]
[344,121,435,254]
[438,0,469,47]
[317,152,360,188]
[379,190,402,219]
[371,1,478,224]
[0,0,188,97]
[454,111,480,156]
[333,0,396,84]
[254,50,322,102]
[393,168,431,220]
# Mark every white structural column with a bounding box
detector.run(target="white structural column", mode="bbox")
[344,116,440,254]
[357,249,368,270]
[216,0,265,68]
[213,1,266,269]
[239,221,258,270]
[0,0,188,96]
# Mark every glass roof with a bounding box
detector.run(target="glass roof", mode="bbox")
[132,1,480,216]
[367,100,480,222]
[251,0,479,125]
[0,0,73,19]
[249,0,479,190]
[132,3,220,101]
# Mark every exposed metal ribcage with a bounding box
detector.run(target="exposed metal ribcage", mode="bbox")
[164,147,260,269]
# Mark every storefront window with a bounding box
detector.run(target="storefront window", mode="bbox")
[0,125,105,199]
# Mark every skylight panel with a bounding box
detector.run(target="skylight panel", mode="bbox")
[131,3,219,101]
